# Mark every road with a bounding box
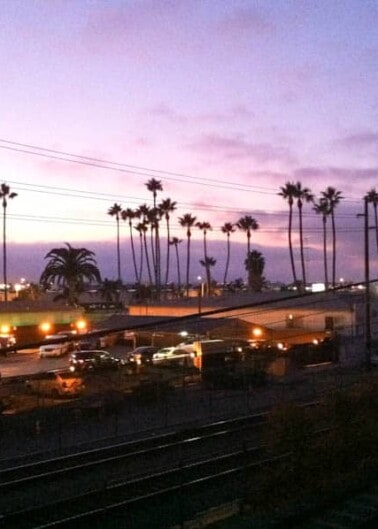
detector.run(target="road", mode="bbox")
[0,346,130,379]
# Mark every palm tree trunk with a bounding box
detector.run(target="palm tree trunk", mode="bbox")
[138,234,144,283]
[374,204,378,253]
[165,219,171,285]
[116,219,121,282]
[186,236,191,297]
[331,212,336,288]
[298,204,307,287]
[175,244,181,291]
[3,203,7,302]
[288,205,298,286]
[322,216,329,289]
[143,232,153,284]
[223,235,230,284]
[129,222,139,283]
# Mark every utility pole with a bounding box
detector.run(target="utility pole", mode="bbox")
[364,196,371,370]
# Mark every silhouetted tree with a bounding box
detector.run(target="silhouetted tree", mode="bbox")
[279,182,298,287]
[179,213,197,296]
[321,186,343,288]
[107,203,122,282]
[0,183,17,301]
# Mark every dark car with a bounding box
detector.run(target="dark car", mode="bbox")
[127,346,160,366]
[69,350,124,372]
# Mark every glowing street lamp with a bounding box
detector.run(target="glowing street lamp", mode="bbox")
[39,322,52,335]
[75,319,87,334]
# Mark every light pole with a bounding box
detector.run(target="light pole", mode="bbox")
[357,197,371,370]
[197,276,204,314]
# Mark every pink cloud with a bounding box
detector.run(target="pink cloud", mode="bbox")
[337,131,378,149]
[217,7,274,35]
[188,133,295,165]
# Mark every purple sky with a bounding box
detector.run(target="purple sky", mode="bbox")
[0,0,377,284]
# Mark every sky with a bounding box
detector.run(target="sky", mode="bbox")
[0,0,377,285]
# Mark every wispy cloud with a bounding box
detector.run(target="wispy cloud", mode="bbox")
[188,133,295,165]
[217,6,274,36]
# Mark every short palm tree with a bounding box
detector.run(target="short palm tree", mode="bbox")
[200,256,216,296]
[236,215,259,289]
[159,198,177,285]
[278,182,298,287]
[244,250,265,292]
[0,183,17,302]
[365,188,378,253]
[98,278,122,303]
[221,222,235,285]
[107,203,122,282]
[40,243,101,306]
[294,182,313,288]
[313,198,331,289]
[178,213,197,296]
[321,186,343,288]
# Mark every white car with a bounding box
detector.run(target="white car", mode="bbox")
[39,335,70,358]
[152,346,176,364]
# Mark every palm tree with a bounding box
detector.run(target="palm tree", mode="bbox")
[135,221,152,284]
[137,205,153,284]
[145,179,163,292]
[98,278,122,303]
[169,237,183,292]
[365,188,378,253]
[294,182,313,288]
[221,222,235,285]
[199,256,216,296]
[0,183,17,302]
[313,198,331,289]
[236,215,259,289]
[159,198,177,285]
[321,186,343,288]
[244,250,265,292]
[107,203,122,282]
[236,215,259,257]
[121,208,139,283]
[145,178,163,208]
[40,243,101,306]
[278,182,298,287]
[178,213,197,296]
[196,221,212,295]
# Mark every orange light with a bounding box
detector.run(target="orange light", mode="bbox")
[40,322,52,334]
[75,319,87,332]
[252,328,263,338]
[0,324,11,335]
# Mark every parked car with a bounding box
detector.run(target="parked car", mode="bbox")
[39,335,71,358]
[69,350,124,372]
[25,371,85,398]
[0,334,16,356]
[152,346,177,364]
[127,346,160,366]
[56,330,79,351]
[153,348,195,367]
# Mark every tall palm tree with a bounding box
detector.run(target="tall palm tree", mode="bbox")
[313,198,331,289]
[169,237,183,292]
[107,203,122,282]
[159,198,177,285]
[178,213,197,296]
[145,178,163,208]
[0,183,17,302]
[221,222,235,285]
[278,182,298,287]
[145,179,163,292]
[40,243,101,306]
[294,182,313,289]
[244,250,265,292]
[199,256,216,296]
[137,205,153,284]
[121,208,139,283]
[321,186,343,288]
[365,188,378,253]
